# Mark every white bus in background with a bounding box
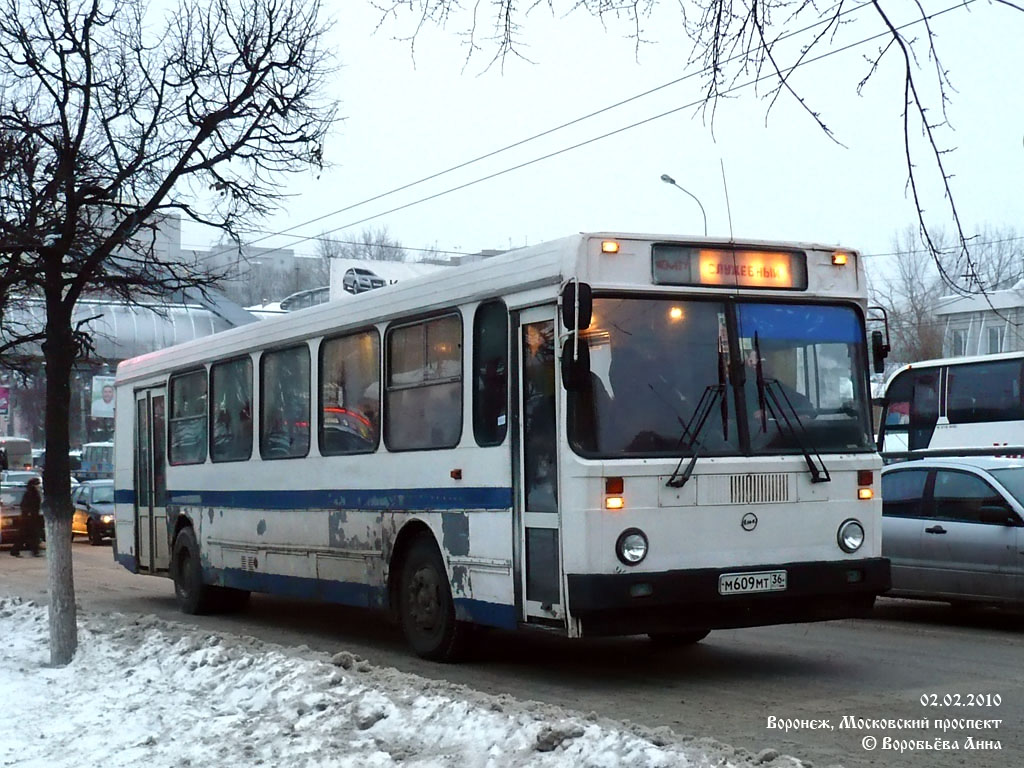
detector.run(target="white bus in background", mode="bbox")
[113,232,889,661]
[0,437,32,471]
[877,352,1024,459]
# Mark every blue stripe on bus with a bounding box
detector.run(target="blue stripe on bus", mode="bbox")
[115,486,513,511]
[212,565,518,630]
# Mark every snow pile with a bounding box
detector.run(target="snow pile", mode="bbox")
[0,597,809,768]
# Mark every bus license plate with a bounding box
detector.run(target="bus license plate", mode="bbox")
[718,570,787,595]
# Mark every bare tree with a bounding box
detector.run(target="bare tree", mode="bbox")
[869,225,1024,367]
[869,228,950,367]
[316,226,408,262]
[0,0,336,665]
[377,0,1022,296]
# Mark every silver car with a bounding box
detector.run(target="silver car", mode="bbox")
[881,457,1024,607]
[342,267,386,295]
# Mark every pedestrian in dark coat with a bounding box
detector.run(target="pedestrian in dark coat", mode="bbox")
[10,477,42,557]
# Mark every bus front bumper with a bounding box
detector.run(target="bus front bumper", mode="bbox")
[566,557,890,637]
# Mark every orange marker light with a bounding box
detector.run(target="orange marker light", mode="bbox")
[601,240,620,254]
[605,496,625,510]
[832,252,849,266]
[858,488,874,500]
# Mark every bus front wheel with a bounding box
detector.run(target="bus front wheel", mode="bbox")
[398,535,470,662]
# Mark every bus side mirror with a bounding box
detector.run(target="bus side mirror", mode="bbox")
[561,337,591,391]
[871,330,890,375]
[560,281,592,332]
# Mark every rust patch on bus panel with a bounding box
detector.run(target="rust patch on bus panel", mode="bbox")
[327,509,381,552]
[256,519,267,536]
[207,507,215,524]
[451,564,471,597]
[441,512,469,556]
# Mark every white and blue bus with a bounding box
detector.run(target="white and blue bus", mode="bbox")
[877,351,1024,459]
[113,233,889,660]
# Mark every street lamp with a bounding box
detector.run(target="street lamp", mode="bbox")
[660,173,708,237]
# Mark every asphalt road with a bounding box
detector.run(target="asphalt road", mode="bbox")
[3,542,1020,768]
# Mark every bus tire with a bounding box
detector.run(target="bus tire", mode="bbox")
[398,534,470,662]
[647,629,710,647]
[171,527,217,615]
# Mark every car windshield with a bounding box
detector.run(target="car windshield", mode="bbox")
[986,467,1024,506]
[92,485,114,504]
[567,297,874,457]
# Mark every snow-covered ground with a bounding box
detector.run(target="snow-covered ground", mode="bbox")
[0,596,812,768]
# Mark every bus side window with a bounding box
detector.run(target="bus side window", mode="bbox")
[260,345,311,460]
[473,301,508,447]
[169,370,208,465]
[210,357,253,462]
[385,314,463,452]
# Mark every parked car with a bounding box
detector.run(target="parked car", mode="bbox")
[72,479,115,545]
[342,267,386,295]
[881,457,1024,608]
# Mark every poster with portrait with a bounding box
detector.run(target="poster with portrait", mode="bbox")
[91,375,116,419]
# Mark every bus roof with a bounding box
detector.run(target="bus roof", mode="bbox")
[116,232,863,386]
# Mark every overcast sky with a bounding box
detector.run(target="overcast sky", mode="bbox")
[181,2,1024,271]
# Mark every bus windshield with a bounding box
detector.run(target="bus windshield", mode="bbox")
[568,298,874,457]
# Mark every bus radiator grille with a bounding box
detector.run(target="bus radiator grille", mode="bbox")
[695,473,792,505]
[729,473,790,504]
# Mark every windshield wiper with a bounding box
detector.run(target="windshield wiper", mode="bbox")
[760,380,831,483]
[665,384,726,488]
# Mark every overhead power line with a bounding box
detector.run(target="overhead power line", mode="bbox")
[253,1,974,262]
[200,0,891,268]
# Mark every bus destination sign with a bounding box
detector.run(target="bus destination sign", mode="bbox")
[652,245,808,290]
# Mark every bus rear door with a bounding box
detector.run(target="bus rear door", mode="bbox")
[134,388,169,573]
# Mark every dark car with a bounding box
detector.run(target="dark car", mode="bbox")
[342,267,386,295]
[881,457,1024,609]
[0,482,35,548]
[72,479,115,545]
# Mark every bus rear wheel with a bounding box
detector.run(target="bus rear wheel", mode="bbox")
[647,629,710,647]
[399,535,469,662]
[172,527,218,615]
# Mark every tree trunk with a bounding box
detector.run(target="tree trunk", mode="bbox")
[41,301,77,666]
[44,514,77,665]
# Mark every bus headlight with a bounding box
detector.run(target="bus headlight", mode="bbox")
[837,519,865,553]
[616,528,648,566]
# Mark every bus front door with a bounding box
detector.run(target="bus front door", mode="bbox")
[134,388,169,574]
[514,307,564,625]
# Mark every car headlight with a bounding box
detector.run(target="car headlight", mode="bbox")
[837,519,865,553]
[100,515,114,524]
[615,528,649,566]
